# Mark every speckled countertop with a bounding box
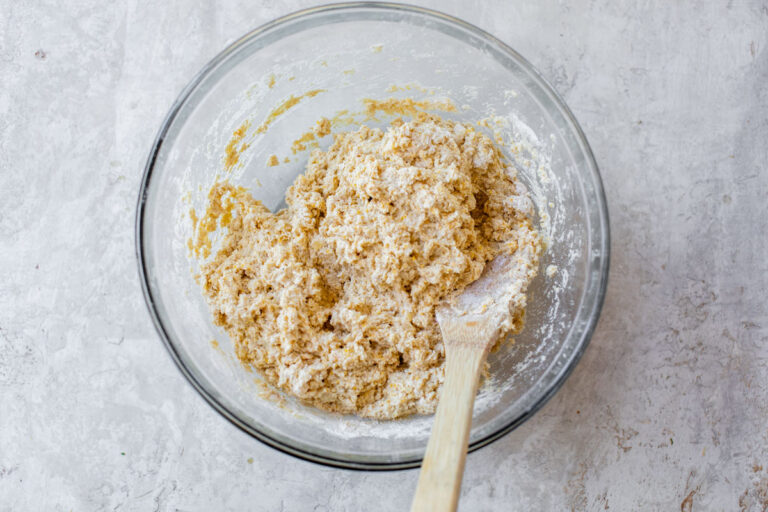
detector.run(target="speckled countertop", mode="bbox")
[1,1,767,510]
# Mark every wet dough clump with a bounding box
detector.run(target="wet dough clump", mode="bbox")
[194,113,541,419]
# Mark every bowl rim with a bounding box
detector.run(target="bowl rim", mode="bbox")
[135,1,610,471]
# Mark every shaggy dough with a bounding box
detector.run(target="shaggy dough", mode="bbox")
[194,112,541,419]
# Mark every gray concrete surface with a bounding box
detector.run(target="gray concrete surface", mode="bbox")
[1,1,767,510]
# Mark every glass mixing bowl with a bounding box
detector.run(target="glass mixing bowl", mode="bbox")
[136,3,609,470]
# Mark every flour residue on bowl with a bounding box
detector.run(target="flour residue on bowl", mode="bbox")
[255,89,326,134]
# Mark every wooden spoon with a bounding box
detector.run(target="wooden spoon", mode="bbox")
[411,252,532,512]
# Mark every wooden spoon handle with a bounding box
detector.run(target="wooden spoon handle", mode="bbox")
[411,344,488,512]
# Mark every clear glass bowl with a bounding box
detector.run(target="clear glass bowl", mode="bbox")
[136,3,609,470]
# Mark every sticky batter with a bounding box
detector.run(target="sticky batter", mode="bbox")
[194,112,541,419]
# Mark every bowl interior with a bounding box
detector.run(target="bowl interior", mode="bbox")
[138,4,608,469]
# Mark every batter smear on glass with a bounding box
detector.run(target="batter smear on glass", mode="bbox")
[193,112,541,419]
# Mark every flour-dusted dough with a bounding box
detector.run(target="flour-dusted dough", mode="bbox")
[194,113,541,419]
